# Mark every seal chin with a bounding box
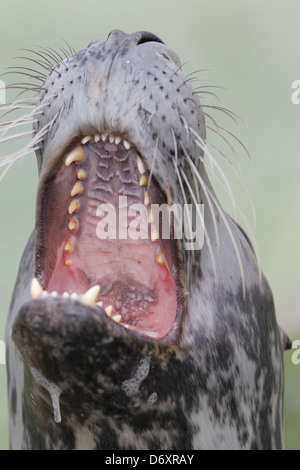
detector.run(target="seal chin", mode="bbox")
[32,133,184,342]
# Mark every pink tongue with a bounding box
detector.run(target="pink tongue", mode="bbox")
[46,238,177,338]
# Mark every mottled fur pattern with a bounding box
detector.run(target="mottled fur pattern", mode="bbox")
[5,30,285,449]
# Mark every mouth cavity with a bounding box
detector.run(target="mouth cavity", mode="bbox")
[32,133,182,341]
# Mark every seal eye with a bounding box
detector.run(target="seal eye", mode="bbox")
[136,31,165,46]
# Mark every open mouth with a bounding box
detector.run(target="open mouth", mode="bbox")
[31,133,183,341]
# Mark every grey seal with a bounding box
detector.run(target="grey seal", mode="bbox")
[2,30,290,449]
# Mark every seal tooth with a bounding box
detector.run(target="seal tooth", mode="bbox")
[65,259,72,266]
[151,228,159,242]
[112,314,122,323]
[139,175,147,186]
[105,305,113,317]
[41,291,49,298]
[147,209,154,224]
[115,136,122,145]
[64,241,74,254]
[109,135,115,143]
[144,191,150,206]
[157,253,165,266]
[70,293,79,300]
[50,291,58,297]
[62,292,70,298]
[81,136,92,145]
[65,146,84,166]
[68,199,79,214]
[81,285,100,306]
[101,134,108,142]
[94,135,101,143]
[30,278,44,299]
[137,156,145,175]
[123,140,131,150]
[96,301,103,308]
[77,169,87,180]
[71,182,83,197]
[68,218,79,231]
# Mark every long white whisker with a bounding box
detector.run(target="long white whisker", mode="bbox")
[198,154,261,277]
[170,130,195,264]
[189,127,238,220]
[186,164,247,297]
[204,137,256,231]
[180,167,218,284]
[180,141,219,247]
[206,120,252,162]
[0,130,33,145]
[205,123,242,171]
[172,160,195,266]
[0,111,59,174]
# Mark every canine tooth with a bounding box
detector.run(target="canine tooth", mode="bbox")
[137,156,145,175]
[101,134,108,142]
[68,218,79,231]
[81,136,92,144]
[105,305,113,317]
[68,199,79,214]
[65,146,84,166]
[139,175,147,186]
[157,253,165,266]
[123,140,131,150]
[65,259,72,266]
[77,169,87,180]
[148,209,154,224]
[144,191,150,206]
[109,135,115,143]
[71,182,83,197]
[115,136,121,145]
[96,301,103,307]
[30,278,44,299]
[112,314,122,323]
[64,241,74,253]
[94,135,101,143]
[81,285,100,306]
[151,228,159,242]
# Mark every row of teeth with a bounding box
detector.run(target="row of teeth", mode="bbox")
[81,134,131,149]
[63,136,165,267]
[30,279,122,324]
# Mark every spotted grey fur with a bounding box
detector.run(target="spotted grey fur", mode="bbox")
[5,30,286,449]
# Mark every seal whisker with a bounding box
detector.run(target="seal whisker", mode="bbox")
[179,141,220,247]
[171,156,195,264]
[179,166,217,283]
[189,126,238,220]
[0,110,58,176]
[3,65,48,80]
[12,55,52,73]
[198,153,261,273]
[203,137,256,230]
[206,120,252,162]
[200,104,241,125]
[20,48,55,69]
[205,123,242,171]
[147,134,159,190]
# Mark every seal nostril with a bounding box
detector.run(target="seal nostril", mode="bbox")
[136,31,164,46]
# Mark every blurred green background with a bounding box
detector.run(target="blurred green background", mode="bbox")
[0,0,299,450]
